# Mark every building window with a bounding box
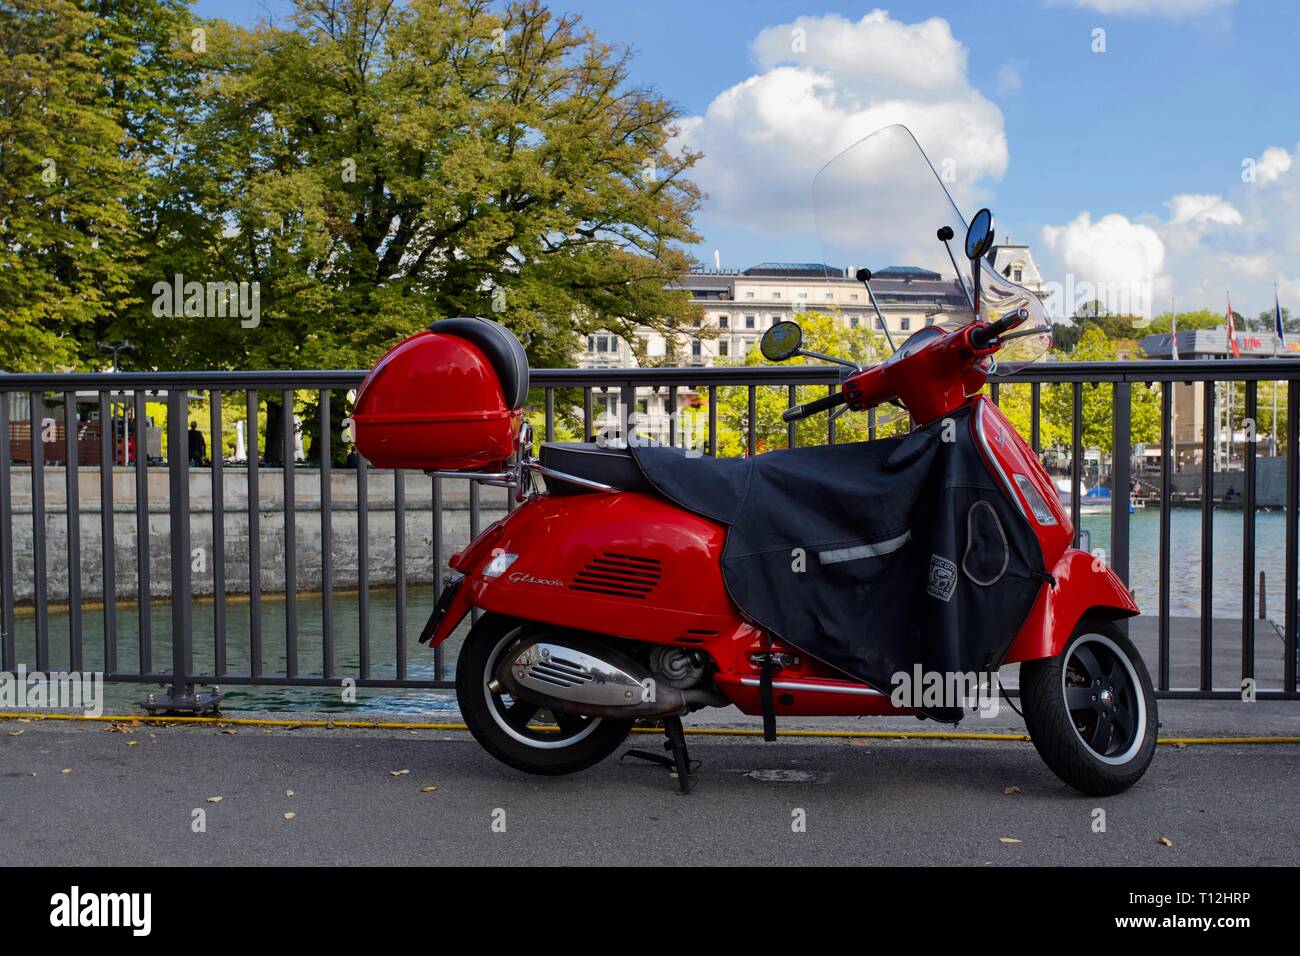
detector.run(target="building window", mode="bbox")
[825,292,834,300]
[850,293,859,301]
[718,315,729,328]
[1012,267,1023,282]
[745,315,756,329]
[797,291,807,299]
[900,317,911,331]
[691,339,702,358]
[744,291,755,299]
[719,340,729,357]
[876,316,885,330]
[773,292,781,299]
[850,316,859,328]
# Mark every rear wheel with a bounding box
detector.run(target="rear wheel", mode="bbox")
[454,613,633,775]
[1021,619,1157,795]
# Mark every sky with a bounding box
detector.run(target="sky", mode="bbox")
[192,0,1300,318]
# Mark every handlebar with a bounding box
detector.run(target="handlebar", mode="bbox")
[782,391,848,422]
[969,308,1030,351]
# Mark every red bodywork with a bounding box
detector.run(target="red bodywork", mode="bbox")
[353,328,521,471]
[427,322,1137,718]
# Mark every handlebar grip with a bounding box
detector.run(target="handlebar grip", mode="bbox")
[782,391,847,422]
[970,308,1029,350]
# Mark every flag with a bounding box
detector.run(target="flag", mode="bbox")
[1170,309,1179,360]
[1226,293,1241,358]
[1276,286,1287,349]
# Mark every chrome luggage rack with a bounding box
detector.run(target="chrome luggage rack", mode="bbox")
[424,422,620,500]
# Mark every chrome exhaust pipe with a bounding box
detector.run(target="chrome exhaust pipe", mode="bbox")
[495,635,726,719]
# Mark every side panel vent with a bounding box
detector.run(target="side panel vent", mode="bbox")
[570,552,662,600]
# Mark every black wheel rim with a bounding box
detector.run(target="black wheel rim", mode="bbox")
[1062,635,1144,763]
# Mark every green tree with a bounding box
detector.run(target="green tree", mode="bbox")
[710,311,890,456]
[107,0,702,375]
[0,0,154,370]
[1041,324,1160,452]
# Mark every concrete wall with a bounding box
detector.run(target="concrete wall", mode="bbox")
[5,466,508,603]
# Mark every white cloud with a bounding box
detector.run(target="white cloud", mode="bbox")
[1041,212,1167,316]
[1042,140,1300,316]
[1165,193,1242,226]
[676,11,1007,244]
[1255,146,1293,184]
[1223,254,1272,277]
[1050,0,1233,17]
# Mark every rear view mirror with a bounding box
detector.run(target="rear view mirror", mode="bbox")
[965,208,995,260]
[761,321,803,362]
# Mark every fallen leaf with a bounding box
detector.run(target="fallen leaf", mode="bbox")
[420,786,438,793]
[60,768,72,775]
[8,730,23,737]
[283,811,296,820]
[220,729,236,736]
[1002,786,1021,795]
[1158,836,1173,847]
[126,740,139,747]
[1175,742,1187,750]
[207,796,223,804]
[998,837,1022,844]
[389,769,410,777]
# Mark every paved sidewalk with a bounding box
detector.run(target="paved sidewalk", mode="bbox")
[1,714,1296,866]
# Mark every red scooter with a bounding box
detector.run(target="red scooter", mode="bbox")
[352,126,1157,795]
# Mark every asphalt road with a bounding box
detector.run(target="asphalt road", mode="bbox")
[1,718,1296,866]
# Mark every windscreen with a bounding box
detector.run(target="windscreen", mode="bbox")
[812,125,1051,372]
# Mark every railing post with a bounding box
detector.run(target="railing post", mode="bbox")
[1110,380,1131,593]
[145,389,219,712]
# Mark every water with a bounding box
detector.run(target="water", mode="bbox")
[11,508,1294,714]
[1078,507,1288,619]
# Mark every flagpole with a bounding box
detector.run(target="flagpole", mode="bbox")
[1170,297,1178,469]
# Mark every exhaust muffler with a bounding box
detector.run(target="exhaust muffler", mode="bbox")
[495,634,725,719]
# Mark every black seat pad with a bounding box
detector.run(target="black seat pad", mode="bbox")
[431,317,529,409]
[539,442,656,495]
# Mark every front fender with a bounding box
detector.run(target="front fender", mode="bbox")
[1002,548,1139,664]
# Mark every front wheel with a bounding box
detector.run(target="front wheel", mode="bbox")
[1021,619,1157,796]
[455,613,633,776]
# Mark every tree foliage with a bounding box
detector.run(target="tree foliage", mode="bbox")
[3,0,703,372]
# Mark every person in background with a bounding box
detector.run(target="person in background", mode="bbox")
[188,421,207,466]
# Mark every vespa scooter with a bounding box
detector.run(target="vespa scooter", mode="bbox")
[352,125,1156,796]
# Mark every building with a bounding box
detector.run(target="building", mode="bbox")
[577,244,1044,444]
[1139,327,1295,465]
[987,240,1048,299]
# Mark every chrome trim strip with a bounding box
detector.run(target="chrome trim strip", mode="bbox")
[738,677,885,698]
[530,462,620,493]
[974,403,1027,519]
[818,530,912,565]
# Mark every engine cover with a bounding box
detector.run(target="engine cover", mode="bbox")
[504,636,649,709]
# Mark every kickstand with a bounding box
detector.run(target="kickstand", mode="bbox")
[620,715,699,794]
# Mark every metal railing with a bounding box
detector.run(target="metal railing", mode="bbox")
[0,359,1297,708]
